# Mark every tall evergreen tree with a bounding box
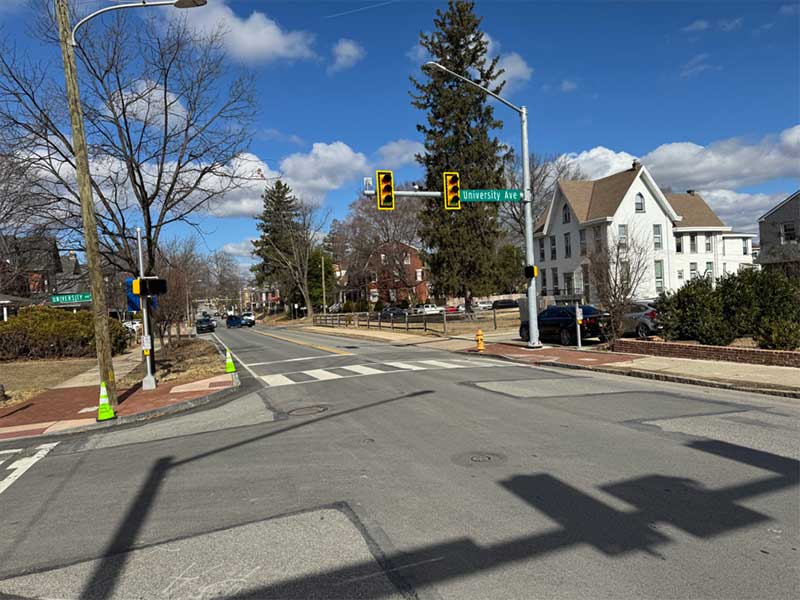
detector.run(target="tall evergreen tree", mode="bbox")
[410,0,506,304]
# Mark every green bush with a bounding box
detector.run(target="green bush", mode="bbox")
[716,270,761,337]
[755,318,800,351]
[342,300,354,313]
[657,277,720,342]
[0,306,127,361]
[398,299,410,309]
[697,311,737,346]
[374,299,385,313]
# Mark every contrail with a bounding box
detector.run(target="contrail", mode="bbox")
[324,1,397,19]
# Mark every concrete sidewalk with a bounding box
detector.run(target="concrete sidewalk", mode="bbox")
[53,350,143,388]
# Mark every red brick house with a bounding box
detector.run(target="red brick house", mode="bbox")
[366,242,429,305]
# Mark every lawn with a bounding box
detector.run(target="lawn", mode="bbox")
[119,337,225,388]
[0,358,96,407]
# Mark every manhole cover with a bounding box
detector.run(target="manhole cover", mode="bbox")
[287,405,328,416]
[452,451,507,468]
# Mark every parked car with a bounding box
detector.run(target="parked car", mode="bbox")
[380,306,407,319]
[122,320,142,335]
[475,301,493,311]
[241,312,256,326]
[443,305,458,314]
[328,303,342,313]
[623,301,662,338]
[519,304,610,345]
[492,298,520,310]
[226,315,243,328]
[413,303,440,315]
[195,317,215,334]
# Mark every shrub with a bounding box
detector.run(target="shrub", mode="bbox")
[374,299,385,313]
[656,277,719,342]
[0,306,127,361]
[342,300,354,313]
[398,299,410,309]
[755,318,800,351]
[716,270,761,337]
[696,311,737,346]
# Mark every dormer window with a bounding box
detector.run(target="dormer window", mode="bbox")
[562,204,571,224]
[635,193,645,213]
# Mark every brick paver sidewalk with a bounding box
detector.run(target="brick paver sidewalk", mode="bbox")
[0,375,232,441]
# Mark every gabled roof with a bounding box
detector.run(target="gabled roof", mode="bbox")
[664,193,725,228]
[758,189,800,223]
[557,163,642,223]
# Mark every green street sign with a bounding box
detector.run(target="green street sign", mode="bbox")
[461,189,522,202]
[51,292,92,304]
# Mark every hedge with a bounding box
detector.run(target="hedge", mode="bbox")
[656,269,800,351]
[0,306,128,361]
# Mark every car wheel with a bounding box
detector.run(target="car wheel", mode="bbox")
[519,323,529,342]
[559,328,573,346]
[636,324,650,338]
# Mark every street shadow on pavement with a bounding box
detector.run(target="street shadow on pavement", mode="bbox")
[218,440,797,599]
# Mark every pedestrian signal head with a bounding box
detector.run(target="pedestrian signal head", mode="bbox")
[443,171,461,210]
[376,170,395,210]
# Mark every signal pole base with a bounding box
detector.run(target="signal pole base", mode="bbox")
[142,374,156,391]
[526,342,543,350]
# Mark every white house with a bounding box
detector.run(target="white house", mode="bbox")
[533,161,754,303]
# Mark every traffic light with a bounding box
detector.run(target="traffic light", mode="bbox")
[443,171,461,210]
[376,170,395,210]
[132,278,168,296]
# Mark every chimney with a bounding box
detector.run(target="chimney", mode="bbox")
[632,160,641,170]
[686,189,696,196]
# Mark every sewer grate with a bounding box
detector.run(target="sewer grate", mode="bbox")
[452,451,507,468]
[287,405,328,416]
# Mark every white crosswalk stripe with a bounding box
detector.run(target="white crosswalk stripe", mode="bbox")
[258,358,510,388]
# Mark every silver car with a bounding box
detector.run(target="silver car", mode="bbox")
[623,302,662,338]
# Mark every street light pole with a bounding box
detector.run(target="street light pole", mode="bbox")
[55,0,117,404]
[422,61,541,347]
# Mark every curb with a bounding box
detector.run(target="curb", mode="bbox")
[0,374,245,445]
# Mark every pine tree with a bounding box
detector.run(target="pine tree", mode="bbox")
[410,0,506,304]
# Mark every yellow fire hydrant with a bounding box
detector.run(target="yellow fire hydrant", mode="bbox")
[476,328,485,353]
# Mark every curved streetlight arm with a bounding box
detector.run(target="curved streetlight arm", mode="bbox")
[71,0,205,46]
[423,61,522,114]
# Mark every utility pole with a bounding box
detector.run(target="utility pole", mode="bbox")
[55,0,117,404]
[322,252,327,314]
[137,228,156,390]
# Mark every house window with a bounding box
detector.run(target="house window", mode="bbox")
[705,236,712,253]
[690,234,697,253]
[581,264,590,302]
[618,224,628,247]
[654,260,664,294]
[675,235,683,253]
[370,272,378,283]
[562,204,571,224]
[550,236,557,260]
[705,261,713,278]
[594,227,603,253]
[742,239,749,255]
[552,268,559,295]
[579,230,587,256]
[403,253,411,265]
[635,192,645,213]
[389,289,397,301]
[781,222,797,244]
[563,272,574,295]
[653,224,662,250]
[677,269,684,280]
[564,233,572,258]
[539,238,545,262]
[415,268,423,282]
[541,269,547,295]
[690,262,698,279]
[380,253,386,264]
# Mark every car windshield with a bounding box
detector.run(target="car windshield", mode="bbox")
[197,318,211,324]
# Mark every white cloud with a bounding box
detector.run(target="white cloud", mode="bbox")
[682,19,709,33]
[680,53,718,78]
[113,80,188,126]
[262,128,305,146]
[221,240,256,258]
[700,190,785,233]
[280,142,369,202]
[560,79,578,93]
[328,39,366,74]
[181,0,315,62]
[779,4,798,16]
[563,146,639,179]
[406,36,430,63]
[496,52,533,92]
[719,17,743,32]
[377,139,424,167]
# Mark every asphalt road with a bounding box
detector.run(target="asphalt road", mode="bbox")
[0,325,797,599]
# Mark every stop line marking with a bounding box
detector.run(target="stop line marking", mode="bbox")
[0,442,59,497]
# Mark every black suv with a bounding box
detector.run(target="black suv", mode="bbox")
[195,317,215,334]
[520,304,610,345]
[492,298,519,310]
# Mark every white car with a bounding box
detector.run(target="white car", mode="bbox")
[475,301,493,311]
[241,312,256,325]
[414,303,440,315]
[122,320,142,334]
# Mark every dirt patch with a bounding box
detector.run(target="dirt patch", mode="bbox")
[119,337,224,388]
[0,358,96,408]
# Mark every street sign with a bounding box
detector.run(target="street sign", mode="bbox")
[461,189,521,202]
[51,292,91,304]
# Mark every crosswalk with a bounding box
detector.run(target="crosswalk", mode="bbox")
[258,357,507,388]
[0,443,58,497]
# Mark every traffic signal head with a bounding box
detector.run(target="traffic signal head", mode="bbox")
[443,171,461,210]
[376,170,395,210]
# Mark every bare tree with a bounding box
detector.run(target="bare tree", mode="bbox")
[501,152,585,242]
[152,237,204,344]
[0,9,255,276]
[588,228,650,340]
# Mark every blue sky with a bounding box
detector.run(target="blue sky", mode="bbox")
[1,0,798,265]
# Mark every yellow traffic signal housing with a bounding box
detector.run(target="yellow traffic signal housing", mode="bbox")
[443,171,461,210]
[132,278,141,295]
[376,170,395,210]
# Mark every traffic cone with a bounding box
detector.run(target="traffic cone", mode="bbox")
[96,382,116,422]
[225,348,236,374]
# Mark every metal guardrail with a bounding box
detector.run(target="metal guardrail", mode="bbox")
[312,308,519,335]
